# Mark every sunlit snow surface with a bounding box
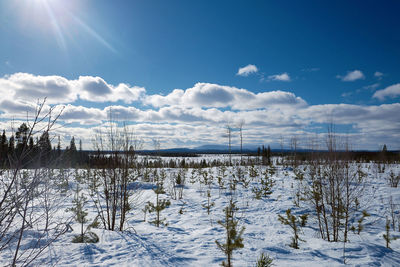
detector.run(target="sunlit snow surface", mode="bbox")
[1,155,399,266]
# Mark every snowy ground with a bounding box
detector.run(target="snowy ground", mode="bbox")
[1,157,400,266]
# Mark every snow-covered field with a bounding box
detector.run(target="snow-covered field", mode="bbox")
[1,156,400,267]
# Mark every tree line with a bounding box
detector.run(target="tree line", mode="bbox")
[0,123,88,168]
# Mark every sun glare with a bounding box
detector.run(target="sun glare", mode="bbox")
[13,0,116,53]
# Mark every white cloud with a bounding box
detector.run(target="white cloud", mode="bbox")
[237,64,258,76]
[60,104,106,125]
[268,72,291,82]
[0,73,77,104]
[144,82,305,110]
[76,76,146,104]
[0,73,146,106]
[374,71,384,78]
[372,84,400,101]
[0,99,38,116]
[0,72,399,150]
[337,70,365,82]
[144,89,184,108]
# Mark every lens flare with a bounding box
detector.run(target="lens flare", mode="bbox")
[13,0,116,53]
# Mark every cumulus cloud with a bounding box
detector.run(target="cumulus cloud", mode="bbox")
[0,99,38,116]
[337,70,365,82]
[76,76,145,103]
[0,73,76,104]
[237,64,258,76]
[144,89,184,108]
[0,73,146,106]
[372,84,400,101]
[268,72,291,82]
[0,72,398,150]
[60,104,106,125]
[144,82,306,110]
[51,102,400,150]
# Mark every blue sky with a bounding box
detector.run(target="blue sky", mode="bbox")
[0,0,399,150]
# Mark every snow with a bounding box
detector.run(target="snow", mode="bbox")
[1,157,400,266]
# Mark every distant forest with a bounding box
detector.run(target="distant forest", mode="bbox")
[1,123,399,169]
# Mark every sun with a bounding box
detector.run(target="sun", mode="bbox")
[11,0,115,53]
[12,0,77,50]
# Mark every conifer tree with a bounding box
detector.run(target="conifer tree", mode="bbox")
[216,198,245,267]
[0,130,7,165]
[68,136,77,166]
[255,252,273,267]
[202,190,215,215]
[252,170,275,199]
[69,184,88,242]
[8,135,15,157]
[15,123,29,151]
[278,209,305,249]
[38,131,52,166]
[383,217,397,249]
[147,169,171,227]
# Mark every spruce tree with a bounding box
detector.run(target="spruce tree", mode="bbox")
[8,135,15,157]
[38,131,52,166]
[0,130,7,165]
[68,136,77,166]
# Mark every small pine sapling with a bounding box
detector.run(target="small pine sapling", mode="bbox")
[201,170,212,193]
[217,166,227,196]
[252,171,275,200]
[383,217,397,249]
[147,169,171,227]
[68,184,88,242]
[216,199,245,267]
[299,213,308,227]
[255,252,273,267]
[179,201,186,215]
[356,210,370,234]
[293,169,304,181]
[68,184,99,243]
[248,165,258,181]
[388,170,400,188]
[189,168,198,184]
[266,166,276,176]
[229,172,238,194]
[278,209,305,249]
[202,190,215,215]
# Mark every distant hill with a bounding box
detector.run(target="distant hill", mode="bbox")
[102,144,396,155]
